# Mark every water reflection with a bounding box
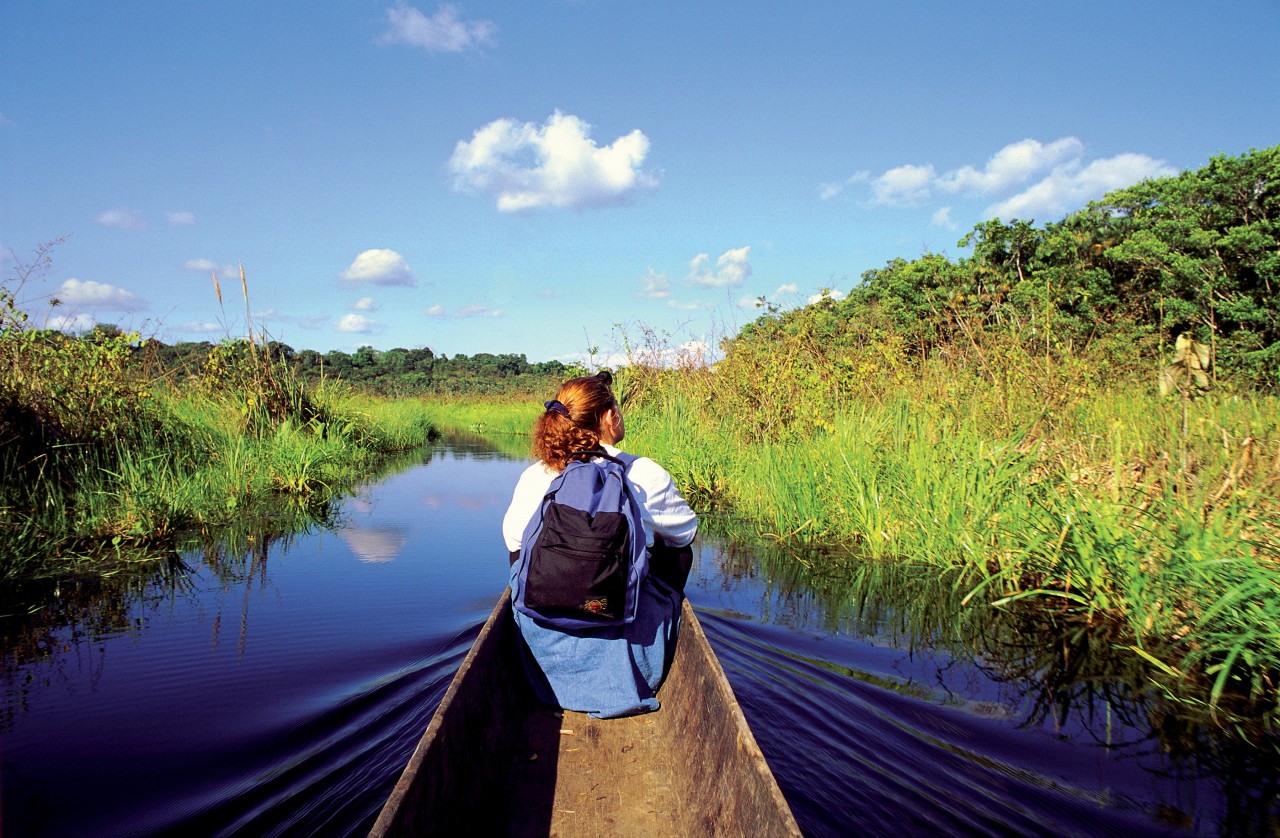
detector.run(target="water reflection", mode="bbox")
[2,439,1277,836]
[339,525,410,564]
[692,513,1280,835]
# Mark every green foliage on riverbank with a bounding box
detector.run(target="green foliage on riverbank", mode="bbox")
[602,146,1280,721]
[0,283,436,577]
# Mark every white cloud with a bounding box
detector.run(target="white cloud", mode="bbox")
[848,137,1175,222]
[336,313,379,333]
[622,339,712,368]
[93,207,148,230]
[456,304,504,318]
[688,246,752,288]
[818,171,869,200]
[354,296,377,311]
[166,210,197,227]
[937,138,1084,194]
[737,295,764,310]
[985,153,1176,221]
[667,299,704,310]
[56,278,148,312]
[450,110,657,212]
[638,268,670,299]
[48,313,96,333]
[872,164,937,206]
[424,303,504,318]
[340,249,415,286]
[380,3,496,53]
[808,288,846,304]
[774,283,798,297]
[183,258,238,277]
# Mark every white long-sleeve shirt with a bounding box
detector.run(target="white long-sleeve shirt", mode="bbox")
[502,443,698,553]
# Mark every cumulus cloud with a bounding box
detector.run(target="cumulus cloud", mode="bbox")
[688,246,752,288]
[984,153,1176,220]
[937,138,1084,194]
[667,300,705,310]
[380,3,496,53]
[56,278,148,312]
[354,296,377,311]
[340,249,415,286]
[871,163,937,206]
[48,313,97,333]
[450,110,657,212]
[638,268,670,299]
[166,210,197,227]
[836,137,1176,222]
[93,207,148,230]
[336,313,379,333]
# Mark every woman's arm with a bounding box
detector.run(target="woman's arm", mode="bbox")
[502,464,554,552]
[626,457,698,548]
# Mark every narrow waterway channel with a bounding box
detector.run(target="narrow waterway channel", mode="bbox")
[1,438,1274,835]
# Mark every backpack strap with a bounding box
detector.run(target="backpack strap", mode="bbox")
[569,448,639,472]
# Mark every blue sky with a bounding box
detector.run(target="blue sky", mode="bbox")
[3,1,1277,364]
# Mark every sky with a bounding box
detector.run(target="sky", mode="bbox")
[3,1,1278,365]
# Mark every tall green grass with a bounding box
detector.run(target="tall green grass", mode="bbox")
[624,370,1280,719]
[1,338,438,577]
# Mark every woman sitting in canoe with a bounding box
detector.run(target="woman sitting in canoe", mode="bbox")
[502,371,698,718]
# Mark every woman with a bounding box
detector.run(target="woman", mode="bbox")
[502,371,698,718]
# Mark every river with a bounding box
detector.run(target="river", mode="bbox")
[1,437,1273,835]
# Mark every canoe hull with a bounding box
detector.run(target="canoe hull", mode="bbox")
[370,589,799,836]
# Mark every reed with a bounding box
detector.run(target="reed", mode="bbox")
[1,356,439,576]
[412,396,540,439]
[625,370,1280,717]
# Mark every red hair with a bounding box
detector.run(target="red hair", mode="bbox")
[531,373,615,471]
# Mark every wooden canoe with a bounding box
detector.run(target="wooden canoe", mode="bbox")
[370,589,801,837]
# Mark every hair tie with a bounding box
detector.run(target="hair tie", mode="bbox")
[544,399,570,417]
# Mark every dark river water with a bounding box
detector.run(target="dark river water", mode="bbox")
[2,438,1275,836]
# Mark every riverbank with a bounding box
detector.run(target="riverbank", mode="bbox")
[0,330,438,579]
[620,366,1280,726]
[403,364,1280,724]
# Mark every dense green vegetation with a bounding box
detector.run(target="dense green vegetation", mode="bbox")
[5,144,1278,726]
[1,260,439,577]
[145,336,577,396]
[611,146,1280,725]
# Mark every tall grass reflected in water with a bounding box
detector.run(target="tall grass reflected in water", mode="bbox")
[689,514,1280,835]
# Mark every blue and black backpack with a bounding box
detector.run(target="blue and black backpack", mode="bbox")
[512,450,648,630]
